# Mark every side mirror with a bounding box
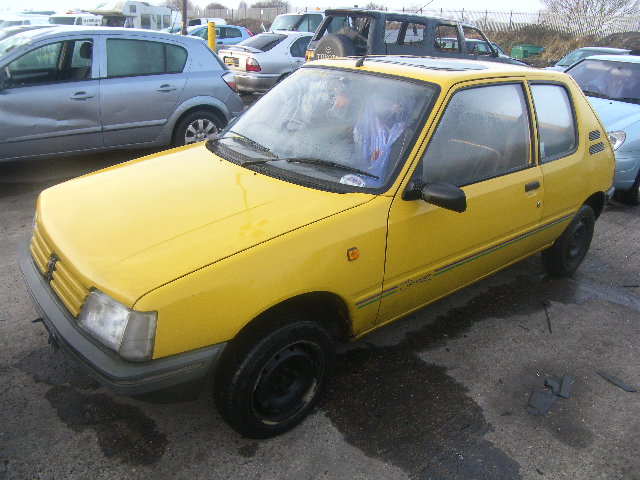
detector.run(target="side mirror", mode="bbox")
[405,181,467,213]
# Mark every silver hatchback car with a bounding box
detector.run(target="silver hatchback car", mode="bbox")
[0,27,244,161]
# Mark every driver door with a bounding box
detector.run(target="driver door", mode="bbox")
[377,81,543,324]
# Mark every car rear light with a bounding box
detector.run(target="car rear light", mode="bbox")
[246,57,261,72]
[247,29,254,36]
[305,49,314,62]
[222,71,238,92]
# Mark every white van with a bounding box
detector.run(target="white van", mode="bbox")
[188,17,227,26]
[49,14,102,26]
[0,14,51,27]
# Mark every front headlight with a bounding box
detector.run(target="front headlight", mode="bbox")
[608,131,626,151]
[78,289,157,362]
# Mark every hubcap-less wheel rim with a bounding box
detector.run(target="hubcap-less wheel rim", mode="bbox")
[184,118,218,144]
[567,221,587,261]
[252,342,323,424]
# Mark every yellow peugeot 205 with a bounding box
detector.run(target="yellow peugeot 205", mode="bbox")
[21,56,614,438]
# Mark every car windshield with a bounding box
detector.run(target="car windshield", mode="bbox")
[271,14,302,31]
[212,67,436,191]
[0,31,33,56]
[568,59,640,104]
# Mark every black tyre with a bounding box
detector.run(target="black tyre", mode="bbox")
[313,33,356,60]
[541,205,595,277]
[214,316,335,438]
[619,174,640,206]
[173,110,223,146]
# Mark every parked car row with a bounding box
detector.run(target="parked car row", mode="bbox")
[0,26,243,161]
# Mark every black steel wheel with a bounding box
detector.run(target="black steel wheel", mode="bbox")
[215,317,335,438]
[541,205,595,277]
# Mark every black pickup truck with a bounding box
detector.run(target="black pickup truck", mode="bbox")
[306,8,525,65]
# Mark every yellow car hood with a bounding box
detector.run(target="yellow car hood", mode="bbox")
[38,145,373,305]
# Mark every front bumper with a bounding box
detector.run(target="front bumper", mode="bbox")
[613,153,640,191]
[236,72,281,93]
[19,238,226,396]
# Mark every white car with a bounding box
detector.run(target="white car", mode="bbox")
[218,31,313,94]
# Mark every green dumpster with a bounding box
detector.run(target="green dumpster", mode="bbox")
[510,44,545,59]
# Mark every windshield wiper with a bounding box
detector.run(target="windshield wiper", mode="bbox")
[240,156,379,179]
[582,90,610,99]
[284,158,379,179]
[228,131,277,157]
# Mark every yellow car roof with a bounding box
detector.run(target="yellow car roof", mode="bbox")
[308,56,566,85]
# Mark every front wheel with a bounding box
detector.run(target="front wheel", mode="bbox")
[173,110,222,146]
[214,318,335,438]
[541,205,595,277]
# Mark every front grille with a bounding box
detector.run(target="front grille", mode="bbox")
[30,225,89,317]
[589,142,605,155]
[589,130,601,141]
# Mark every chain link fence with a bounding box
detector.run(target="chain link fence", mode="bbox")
[196,6,640,38]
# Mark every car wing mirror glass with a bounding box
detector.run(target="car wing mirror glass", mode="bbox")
[405,181,467,213]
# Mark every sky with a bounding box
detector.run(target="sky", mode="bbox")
[0,0,545,14]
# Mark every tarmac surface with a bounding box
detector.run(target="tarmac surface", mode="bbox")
[1,147,639,480]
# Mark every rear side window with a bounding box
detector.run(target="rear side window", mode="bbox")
[418,83,531,186]
[106,39,187,77]
[290,36,311,57]
[434,25,461,53]
[240,33,286,51]
[530,84,577,162]
[224,27,242,38]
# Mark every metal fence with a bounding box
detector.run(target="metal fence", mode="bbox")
[197,6,640,37]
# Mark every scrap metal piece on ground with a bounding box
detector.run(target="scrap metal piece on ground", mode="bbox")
[544,376,562,395]
[526,390,557,416]
[559,376,573,398]
[597,371,638,392]
[544,375,573,398]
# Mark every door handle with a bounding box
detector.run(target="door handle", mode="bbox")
[156,84,177,93]
[525,181,541,192]
[70,92,94,100]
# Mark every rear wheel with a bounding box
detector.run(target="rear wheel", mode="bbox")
[173,110,222,146]
[541,205,595,277]
[215,315,335,438]
[619,174,640,206]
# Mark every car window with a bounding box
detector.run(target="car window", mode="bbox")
[416,83,531,186]
[290,36,311,57]
[106,39,187,77]
[384,20,403,45]
[306,14,323,32]
[5,39,93,86]
[226,28,242,38]
[214,67,436,192]
[568,59,640,103]
[462,26,492,55]
[434,25,461,53]
[242,33,286,51]
[530,84,577,162]
[271,14,302,31]
[404,23,425,47]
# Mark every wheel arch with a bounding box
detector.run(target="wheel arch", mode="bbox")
[233,291,352,346]
[171,105,227,144]
[583,191,606,220]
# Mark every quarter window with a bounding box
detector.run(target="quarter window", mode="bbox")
[530,84,577,161]
[106,39,187,77]
[418,83,531,186]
